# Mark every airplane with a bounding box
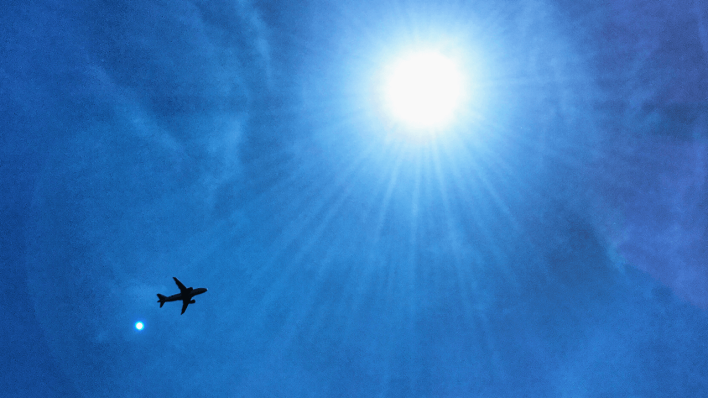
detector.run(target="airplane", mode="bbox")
[157,277,208,314]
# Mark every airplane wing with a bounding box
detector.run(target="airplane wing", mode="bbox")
[173,277,187,293]
[181,299,190,315]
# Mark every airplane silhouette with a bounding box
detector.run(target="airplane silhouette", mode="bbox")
[157,277,208,314]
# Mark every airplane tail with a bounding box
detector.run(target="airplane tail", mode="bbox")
[157,294,167,308]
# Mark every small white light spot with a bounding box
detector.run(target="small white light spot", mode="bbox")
[135,322,144,331]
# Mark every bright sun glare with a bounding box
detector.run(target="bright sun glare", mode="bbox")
[384,51,464,131]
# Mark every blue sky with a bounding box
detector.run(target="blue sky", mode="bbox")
[2,0,707,396]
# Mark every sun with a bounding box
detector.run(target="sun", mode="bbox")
[383,51,464,131]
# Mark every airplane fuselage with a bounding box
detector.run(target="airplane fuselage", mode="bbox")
[161,287,207,303]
